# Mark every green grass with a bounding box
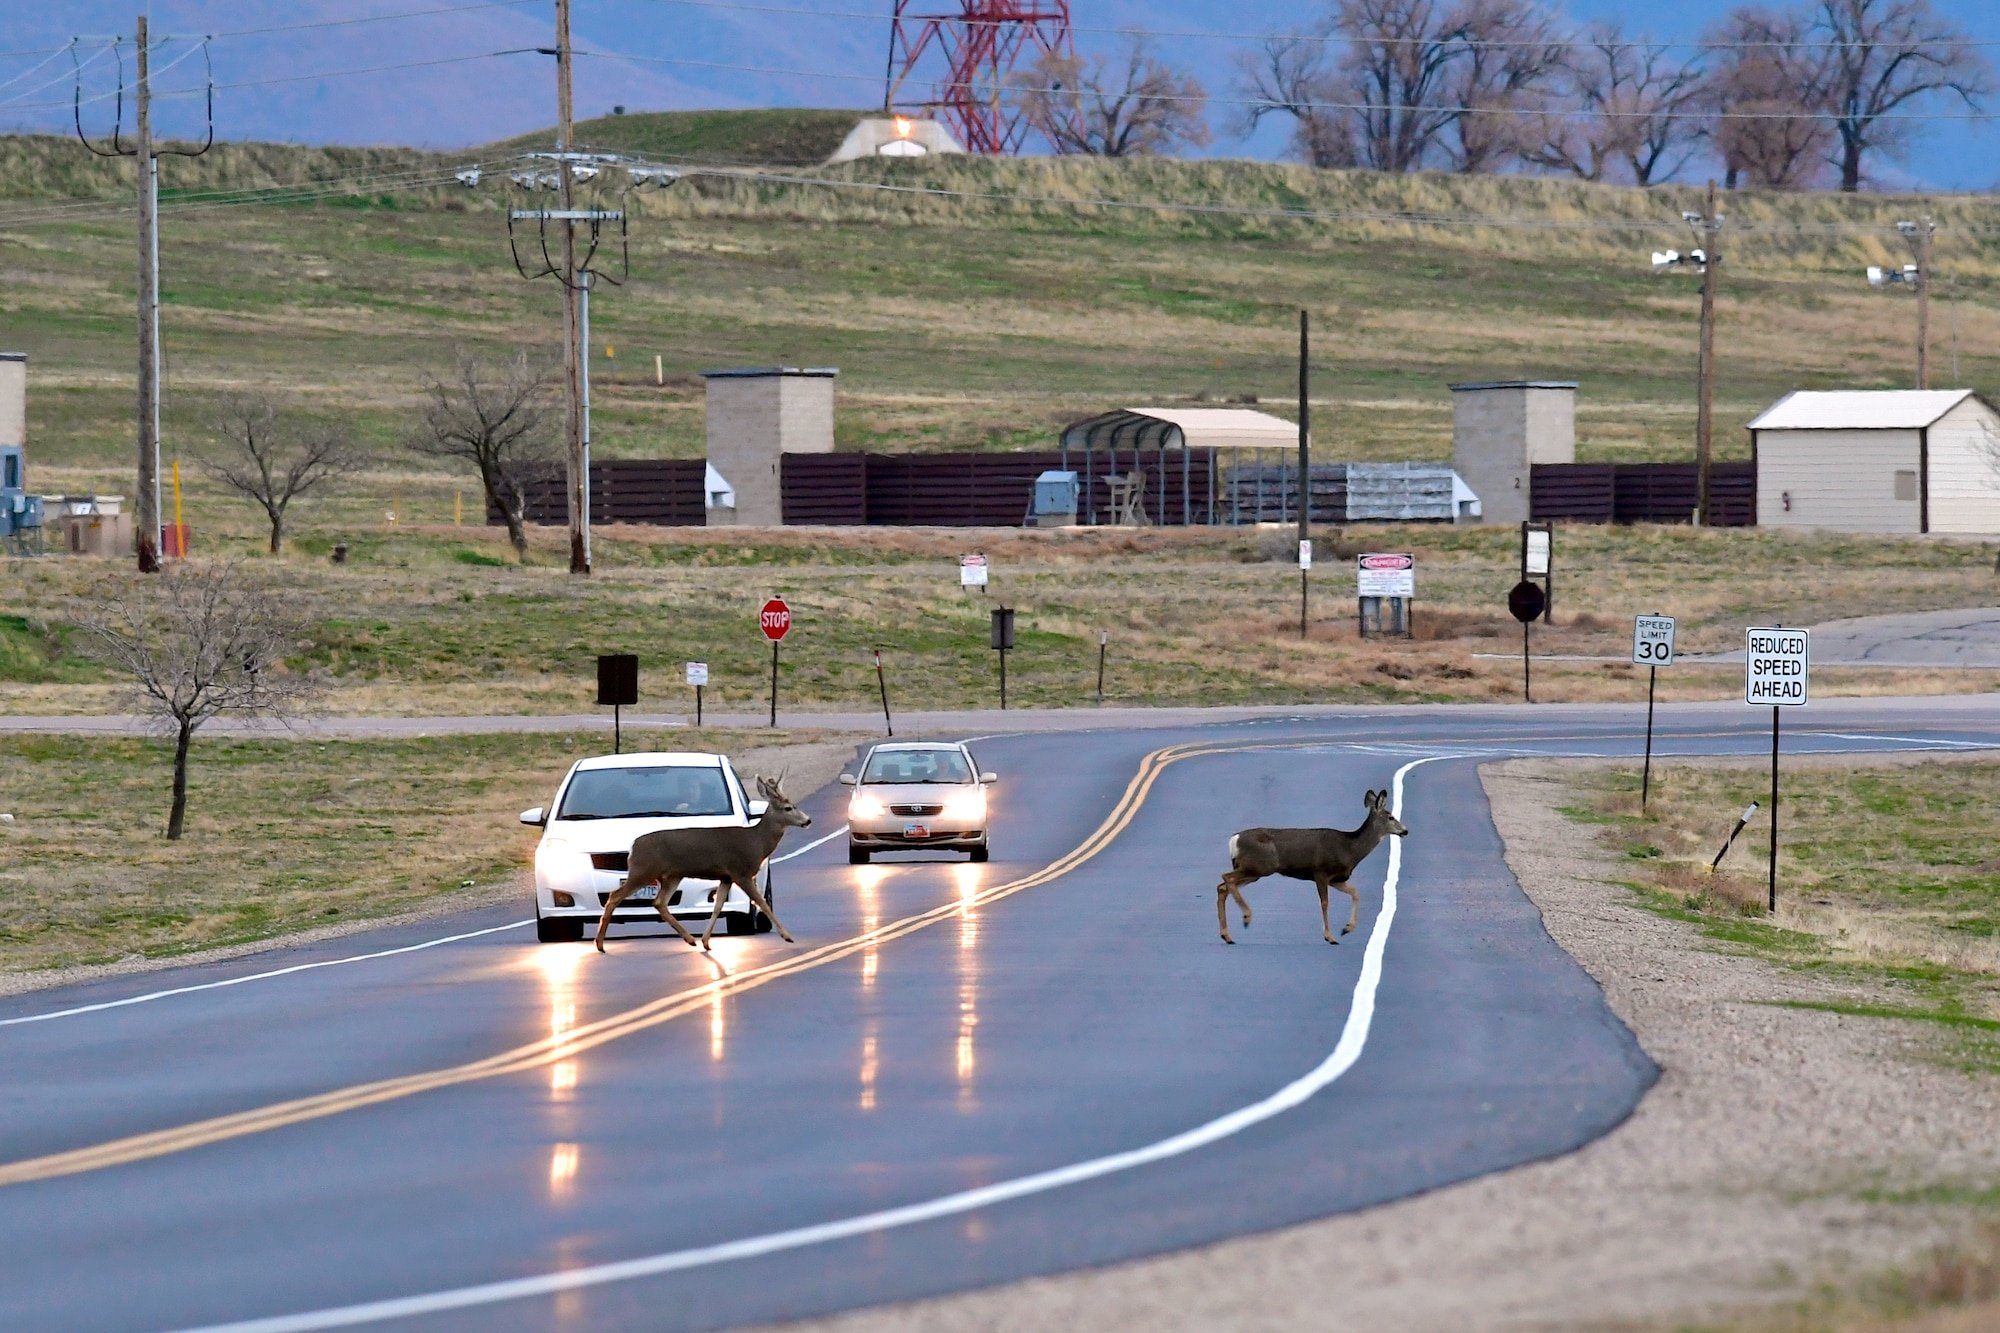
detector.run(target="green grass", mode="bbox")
[488,108,865,164]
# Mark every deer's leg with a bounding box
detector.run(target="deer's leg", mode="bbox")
[1229,883,1253,928]
[1215,870,1255,943]
[593,881,639,953]
[1316,876,1335,944]
[652,876,700,948]
[699,877,732,950]
[737,876,795,944]
[1336,880,1360,936]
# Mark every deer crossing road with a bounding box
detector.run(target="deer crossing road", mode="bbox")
[0,701,1994,1333]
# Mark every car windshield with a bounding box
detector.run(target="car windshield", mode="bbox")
[558,765,735,820]
[861,748,972,784]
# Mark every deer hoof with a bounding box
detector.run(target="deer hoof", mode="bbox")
[779,931,796,943]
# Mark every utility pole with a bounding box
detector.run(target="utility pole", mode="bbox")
[1898,217,1935,389]
[134,17,160,573]
[1691,182,1721,529]
[555,0,589,574]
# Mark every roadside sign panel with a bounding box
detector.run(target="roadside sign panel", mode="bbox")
[1356,552,1415,598]
[1633,615,1676,666]
[959,554,988,587]
[685,661,708,687]
[1298,539,1312,571]
[760,598,792,642]
[1524,528,1551,577]
[1745,627,1809,705]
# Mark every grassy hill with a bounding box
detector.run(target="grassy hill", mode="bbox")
[488,108,866,165]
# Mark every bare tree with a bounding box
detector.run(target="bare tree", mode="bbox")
[411,352,560,562]
[78,563,321,840]
[194,395,369,555]
[1519,24,1705,185]
[1706,7,1835,190]
[1442,0,1565,174]
[1235,35,1358,168]
[1811,0,1991,192]
[1334,0,1474,172]
[1017,42,1213,157]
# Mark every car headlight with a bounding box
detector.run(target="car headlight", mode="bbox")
[850,793,886,819]
[942,791,986,823]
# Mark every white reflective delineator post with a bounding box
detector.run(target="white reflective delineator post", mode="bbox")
[1744,626,1810,913]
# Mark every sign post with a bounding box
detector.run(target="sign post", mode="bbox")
[1631,614,1677,809]
[1096,630,1108,705]
[960,553,988,595]
[1356,553,1415,639]
[873,648,893,736]
[1507,580,1546,701]
[685,661,708,728]
[596,654,639,754]
[990,606,1016,710]
[1745,626,1809,913]
[760,597,791,727]
[1298,539,1312,639]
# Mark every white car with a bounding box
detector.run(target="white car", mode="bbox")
[521,751,778,943]
[841,741,996,864]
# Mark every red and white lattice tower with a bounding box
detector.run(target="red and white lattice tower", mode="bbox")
[884,1,1074,155]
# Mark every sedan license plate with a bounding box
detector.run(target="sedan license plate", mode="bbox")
[902,823,930,839]
[616,880,655,900]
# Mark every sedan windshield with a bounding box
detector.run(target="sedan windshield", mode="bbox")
[861,748,972,784]
[558,765,735,820]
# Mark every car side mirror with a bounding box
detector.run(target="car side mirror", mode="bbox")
[839,773,856,786]
[747,800,769,818]
[519,807,546,827]
[979,772,998,784]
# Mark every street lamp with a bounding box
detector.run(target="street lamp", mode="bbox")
[1650,186,1724,525]
[1868,217,1935,388]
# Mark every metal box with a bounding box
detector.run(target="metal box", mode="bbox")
[1031,470,1078,526]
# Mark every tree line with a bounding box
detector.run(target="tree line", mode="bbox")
[1016,0,1990,192]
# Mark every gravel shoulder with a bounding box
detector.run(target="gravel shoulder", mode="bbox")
[768,757,2000,1332]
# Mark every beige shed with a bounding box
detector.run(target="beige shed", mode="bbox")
[1749,390,2000,534]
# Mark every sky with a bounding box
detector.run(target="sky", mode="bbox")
[1,1,1993,189]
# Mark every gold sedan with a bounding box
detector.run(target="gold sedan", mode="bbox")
[840,742,996,865]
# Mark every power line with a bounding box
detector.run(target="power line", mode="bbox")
[6,48,538,115]
[637,0,2000,51]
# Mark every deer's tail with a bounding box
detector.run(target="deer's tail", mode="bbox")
[1227,833,1240,863]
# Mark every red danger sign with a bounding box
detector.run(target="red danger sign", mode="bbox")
[760,598,792,642]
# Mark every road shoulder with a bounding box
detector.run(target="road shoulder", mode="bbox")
[768,757,2000,1332]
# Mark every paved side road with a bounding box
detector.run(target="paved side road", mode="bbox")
[1694,605,2000,667]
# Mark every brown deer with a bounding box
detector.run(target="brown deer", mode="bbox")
[1215,789,1408,945]
[594,775,812,953]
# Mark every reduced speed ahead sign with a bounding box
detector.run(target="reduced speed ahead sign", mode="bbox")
[760,598,792,642]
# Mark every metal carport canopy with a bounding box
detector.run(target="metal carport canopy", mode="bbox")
[1060,407,1306,452]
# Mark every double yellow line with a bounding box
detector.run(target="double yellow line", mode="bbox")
[1,736,1292,1190]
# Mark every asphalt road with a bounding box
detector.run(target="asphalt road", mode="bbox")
[2,700,1996,1333]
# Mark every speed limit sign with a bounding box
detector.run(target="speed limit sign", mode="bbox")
[1632,614,1676,666]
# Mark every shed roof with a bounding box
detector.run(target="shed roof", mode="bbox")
[1747,389,1980,431]
[701,367,838,379]
[1060,407,1303,452]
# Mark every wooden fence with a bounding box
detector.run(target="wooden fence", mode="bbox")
[493,460,708,527]
[1531,462,1756,526]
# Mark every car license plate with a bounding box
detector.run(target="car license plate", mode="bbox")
[616,880,654,900]
[903,823,930,838]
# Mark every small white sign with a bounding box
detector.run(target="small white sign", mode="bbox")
[685,661,709,687]
[1745,627,1809,706]
[1298,539,1312,571]
[960,553,988,587]
[1356,552,1415,599]
[1524,528,1551,577]
[1632,615,1677,666]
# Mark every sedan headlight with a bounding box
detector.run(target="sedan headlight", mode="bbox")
[850,793,886,819]
[942,791,987,823]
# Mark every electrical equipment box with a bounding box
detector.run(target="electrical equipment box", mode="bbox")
[1030,470,1079,527]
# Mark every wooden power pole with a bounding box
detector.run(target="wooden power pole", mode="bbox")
[134,16,161,573]
[555,0,589,575]
[1901,217,1935,389]
[1693,181,1721,529]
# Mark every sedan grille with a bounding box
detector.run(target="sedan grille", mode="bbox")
[891,804,944,817]
[590,852,629,872]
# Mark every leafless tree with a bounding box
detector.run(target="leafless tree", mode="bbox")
[1810,0,1990,192]
[1235,35,1358,168]
[1441,0,1565,174]
[1016,42,1213,157]
[410,352,560,562]
[193,395,369,555]
[1518,25,1705,185]
[78,563,322,840]
[1334,0,1475,172]
[1706,7,1835,190]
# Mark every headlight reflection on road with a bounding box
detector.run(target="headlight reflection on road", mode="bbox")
[859,1023,879,1112]
[548,1142,579,1198]
[855,865,887,989]
[954,862,982,1112]
[705,937,751,1062]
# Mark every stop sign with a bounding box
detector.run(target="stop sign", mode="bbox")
[760,597,792,642]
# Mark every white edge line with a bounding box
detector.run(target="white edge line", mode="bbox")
[770,824,849,863]
[163,757,1436,1333]
[0,921,533,1029]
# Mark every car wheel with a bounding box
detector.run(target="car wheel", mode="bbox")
[536,914,584,943]
[723,911,756,936]
[848,844,870,865]
[969,845,989,863]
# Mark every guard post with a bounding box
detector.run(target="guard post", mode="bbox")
[1745,626,1810,913]
[596,653,638,753]
[990,606,1016,710]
